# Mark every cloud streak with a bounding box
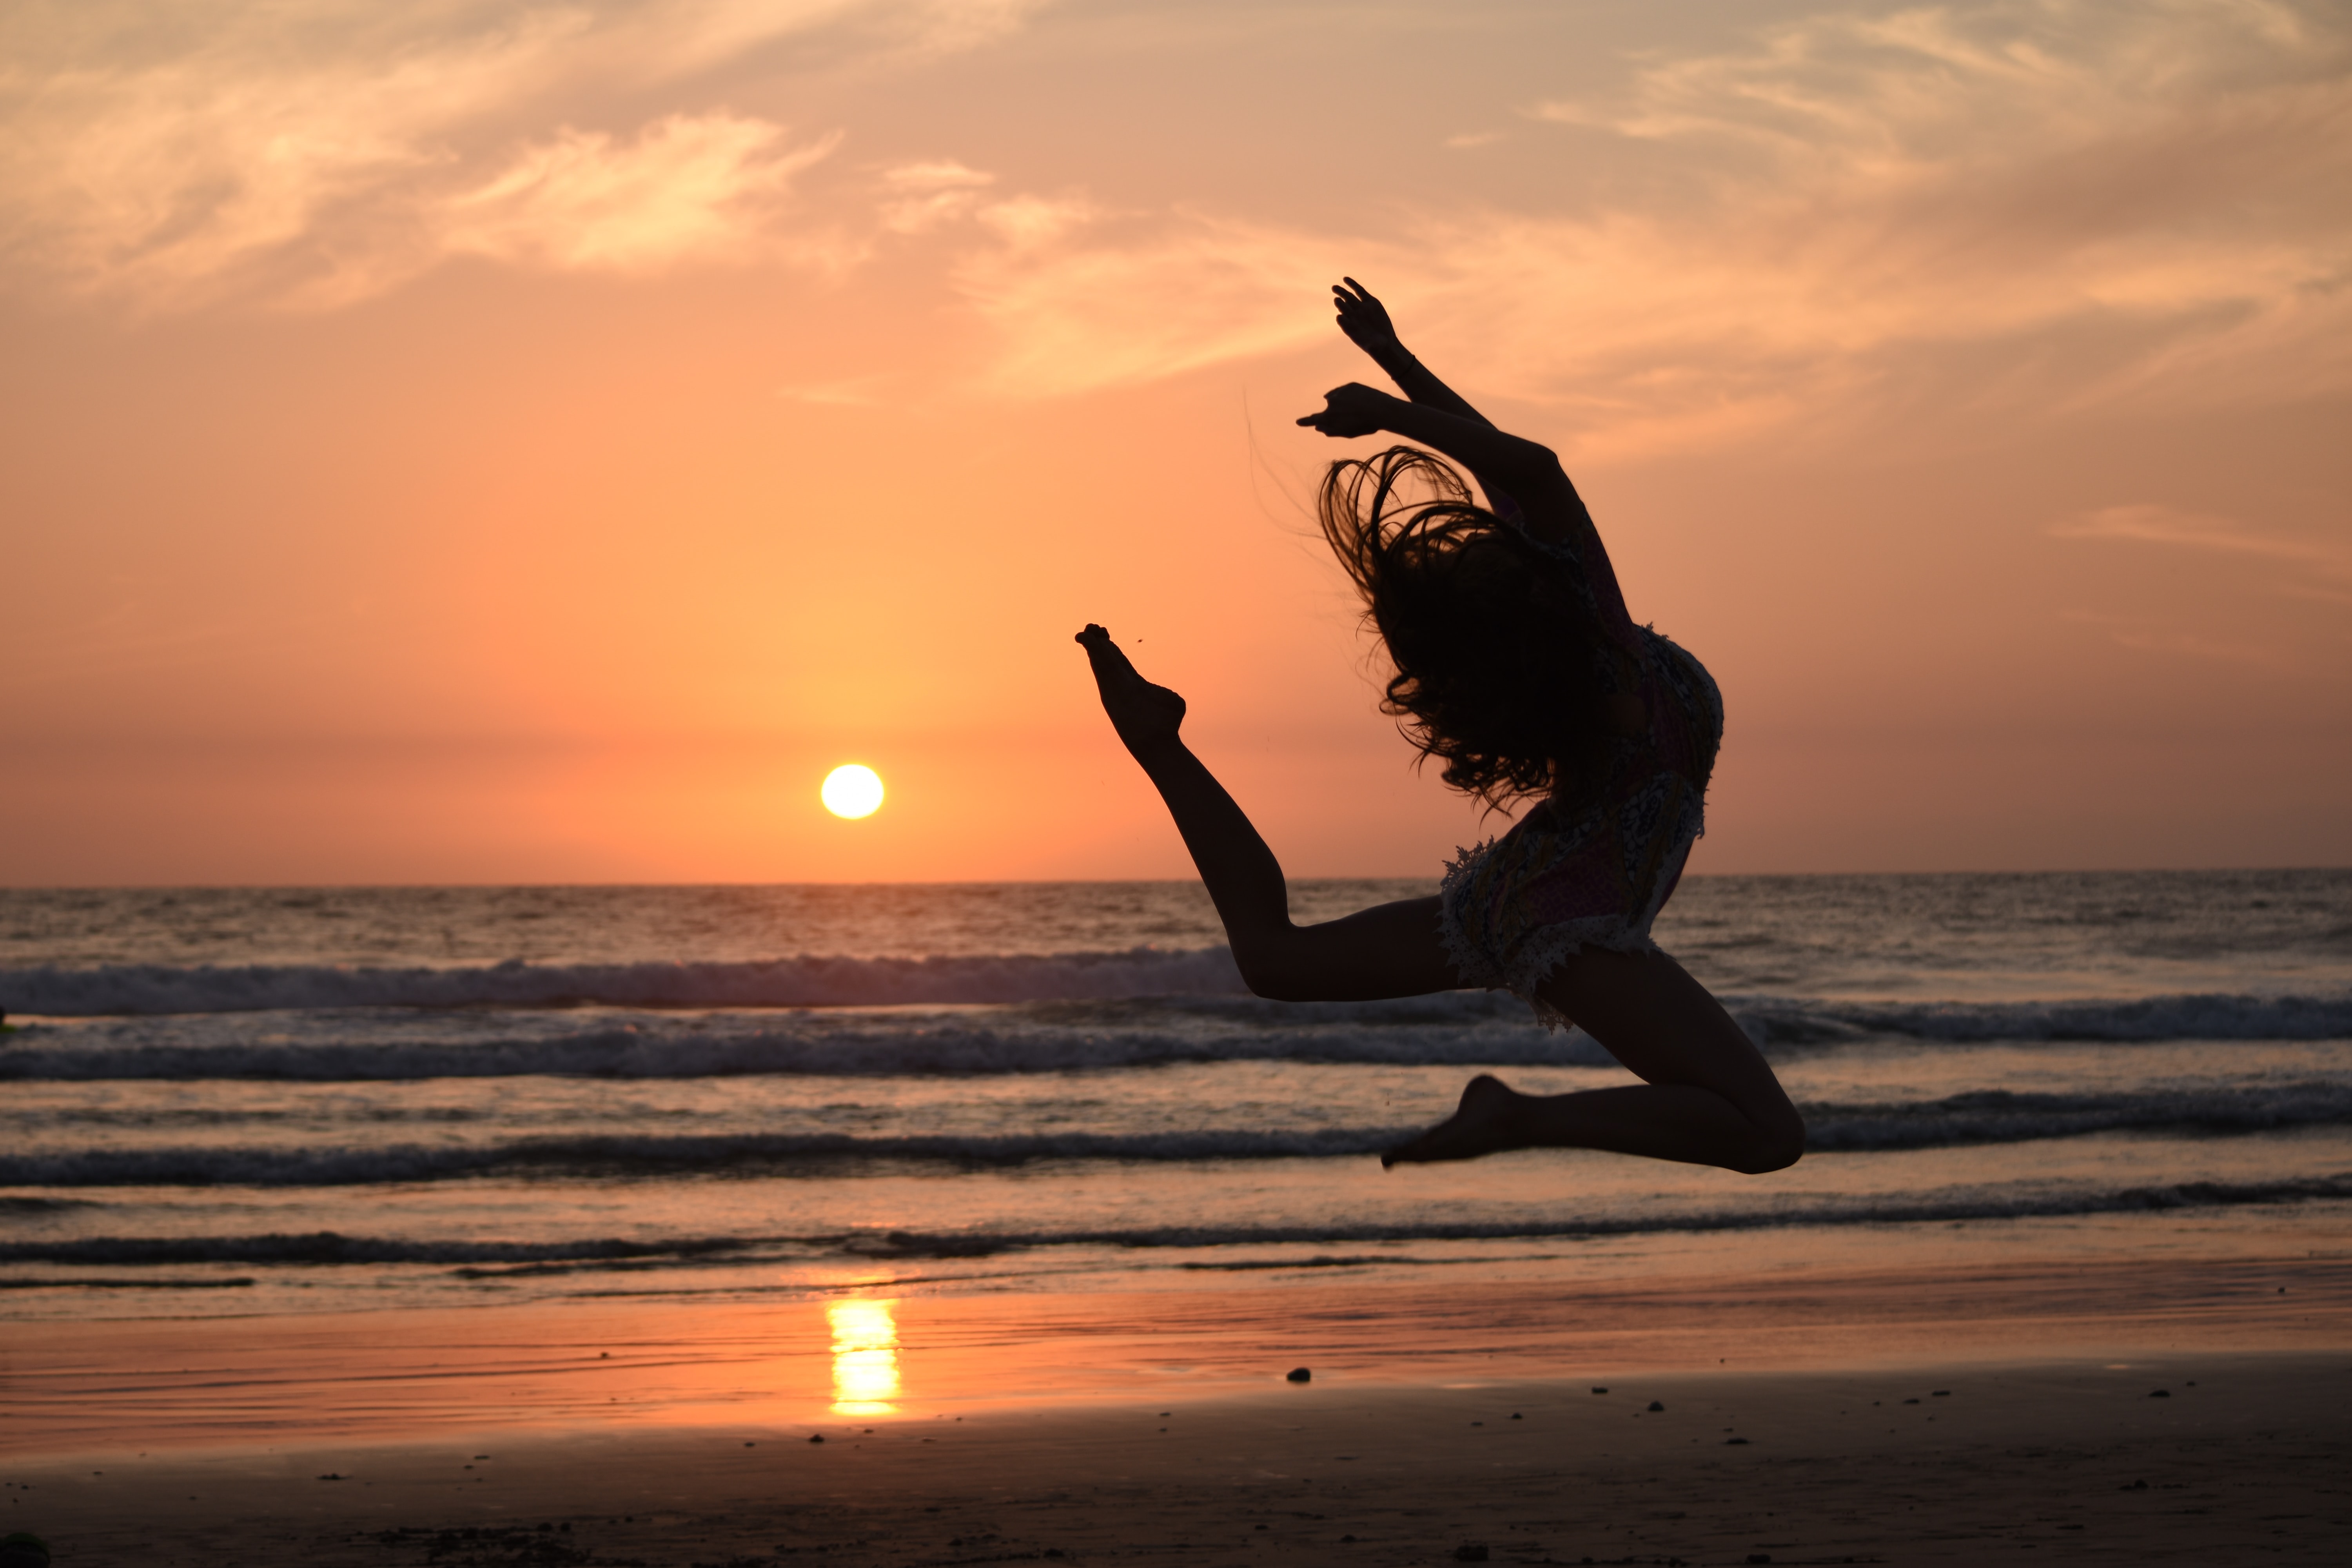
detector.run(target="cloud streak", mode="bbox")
[5,0,2346,465]
[436,113,839,275]
[946,1,2352,452]
[2053,505,2348,573]
[0,0,1036,307]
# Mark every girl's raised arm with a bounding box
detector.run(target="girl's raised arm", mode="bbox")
[1312,280,1601,550]
[1331,279,1495,429]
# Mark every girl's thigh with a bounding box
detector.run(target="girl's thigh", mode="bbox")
[1539,946,1793,1119]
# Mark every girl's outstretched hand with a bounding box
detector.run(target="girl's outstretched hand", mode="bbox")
[1331,277,1401,360]
[1076,624,1186,759]
[1296,381,1397,439]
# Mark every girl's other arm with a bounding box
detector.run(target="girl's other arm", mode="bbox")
[1298,383,1592,549]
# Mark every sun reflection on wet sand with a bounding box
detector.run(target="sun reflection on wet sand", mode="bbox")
[829,1299,901,1414]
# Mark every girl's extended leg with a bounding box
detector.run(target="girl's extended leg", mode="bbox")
[1385,946,1804,1174]
[1074,625,1799,1174]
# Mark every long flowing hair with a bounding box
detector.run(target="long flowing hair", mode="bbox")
[1318,446,1609,810]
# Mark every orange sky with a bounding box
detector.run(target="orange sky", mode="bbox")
[4,0,2347,884]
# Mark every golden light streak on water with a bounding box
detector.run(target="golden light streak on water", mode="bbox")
[828,1298,901,1414]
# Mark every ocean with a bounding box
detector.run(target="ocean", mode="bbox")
[4,871,2348,1323]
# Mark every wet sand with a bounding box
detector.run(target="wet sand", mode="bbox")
[9,1358,2351,1565]
[5,1254,2348,1563]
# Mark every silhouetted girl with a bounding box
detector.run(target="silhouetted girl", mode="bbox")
[1076,280,1802,1174]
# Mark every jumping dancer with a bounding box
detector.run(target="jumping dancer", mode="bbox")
[1077,280,1802,1174]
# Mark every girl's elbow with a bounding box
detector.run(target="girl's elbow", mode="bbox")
[1231,938,1319,1002]
[1236,958,1312,1002]
[1505,438,1564,480]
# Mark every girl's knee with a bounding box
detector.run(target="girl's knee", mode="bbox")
[1735,1106,1806,1174]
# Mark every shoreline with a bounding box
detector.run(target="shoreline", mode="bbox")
[5,1245,2347,1562]
[7,1354,2347,1564]
[7,1249,2345,1457]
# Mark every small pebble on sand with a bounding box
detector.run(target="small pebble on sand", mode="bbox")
[1287,1368,1312,1383]
[1648,1401,1665,1412]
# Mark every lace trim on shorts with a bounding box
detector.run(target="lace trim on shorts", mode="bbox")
[1428,487,1724,1031]
[1436,801,1699,1029]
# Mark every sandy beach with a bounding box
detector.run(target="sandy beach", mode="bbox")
[9,1354,2348,1565]
[8,1250,2347,1564]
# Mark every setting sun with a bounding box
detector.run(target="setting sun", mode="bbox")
[820,764,885,820]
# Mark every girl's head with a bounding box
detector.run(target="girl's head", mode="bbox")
[1318,446,1605,808]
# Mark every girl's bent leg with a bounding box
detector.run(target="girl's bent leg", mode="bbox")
[1384,947,1804,1174]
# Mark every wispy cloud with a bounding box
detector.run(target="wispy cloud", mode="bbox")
[877,160,996,235]
[437,113,838,273]
[2061,610,2311,671]
[953,209,1342,395]
[0,0,1041,307]
[944,0,2351,449]
[2053,504,2349,575]
[2056,504,2352,669]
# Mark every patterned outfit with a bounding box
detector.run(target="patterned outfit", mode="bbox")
[1434,493,1724,1028]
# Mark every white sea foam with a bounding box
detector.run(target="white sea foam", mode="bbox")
[0,949,1248,1016]
[2,986,2346,1083]
[5,1083,2348,1188]
[12,1172,2352,1270]
[1747,992,2352,1044]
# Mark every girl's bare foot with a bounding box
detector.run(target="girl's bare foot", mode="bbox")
[1382,1073,1524,1166]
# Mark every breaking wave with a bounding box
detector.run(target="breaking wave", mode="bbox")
[0,949,1247,1016]
[2,989,2348,1086]
[6,1083,2348,1187]
[13,1173,2352,1271]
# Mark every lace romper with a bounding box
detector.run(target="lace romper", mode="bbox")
[1434,490,1724,1028]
